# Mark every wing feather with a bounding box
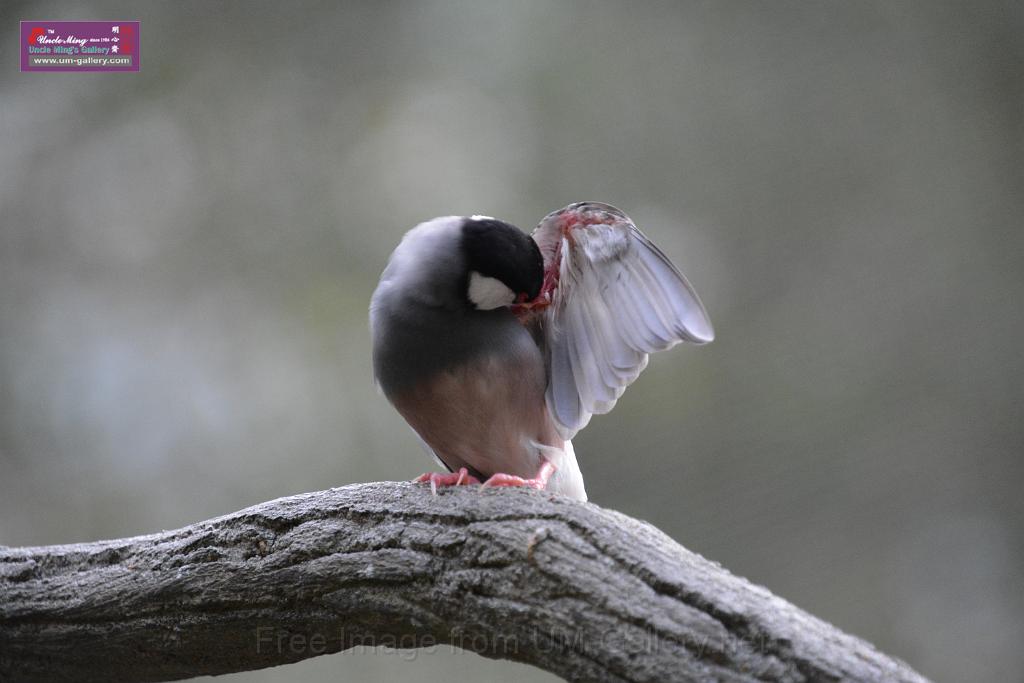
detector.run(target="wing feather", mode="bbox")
[533,203,713,439]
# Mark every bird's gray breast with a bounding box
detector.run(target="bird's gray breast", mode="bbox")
[371,292,540,399]
[372,291,560,482]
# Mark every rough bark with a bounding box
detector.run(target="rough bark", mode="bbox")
[0,482,928,682]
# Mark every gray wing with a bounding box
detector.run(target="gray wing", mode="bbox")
[535,205,714,439]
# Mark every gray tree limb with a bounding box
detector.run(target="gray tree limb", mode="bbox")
[0,482,928,683]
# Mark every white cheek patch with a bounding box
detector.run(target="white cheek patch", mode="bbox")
[468,271,516,310]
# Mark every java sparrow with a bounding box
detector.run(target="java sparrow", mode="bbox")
[370,202,714,501]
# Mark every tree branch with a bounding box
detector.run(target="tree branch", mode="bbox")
[0,482,928,682]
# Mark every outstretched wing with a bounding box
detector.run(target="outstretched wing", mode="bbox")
[530,202,714,439]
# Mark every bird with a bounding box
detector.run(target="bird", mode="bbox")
[369,202,714,501]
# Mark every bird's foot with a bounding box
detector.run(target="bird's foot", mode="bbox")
[414,467,480,495]
[480,460,556,492]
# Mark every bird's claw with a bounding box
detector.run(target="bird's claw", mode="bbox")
[480,460,556,492]
[479,473,546,490]
[414,467,480,495]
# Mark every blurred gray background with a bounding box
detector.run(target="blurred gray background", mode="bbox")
[2,1,1022,681]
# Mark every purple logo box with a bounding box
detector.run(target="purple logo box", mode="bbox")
[21,21,139,72]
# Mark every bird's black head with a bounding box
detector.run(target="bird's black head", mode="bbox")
[460,217,544,310]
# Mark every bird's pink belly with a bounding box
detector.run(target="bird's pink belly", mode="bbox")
[391,353,560,479]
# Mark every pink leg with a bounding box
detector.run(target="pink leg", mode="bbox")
[480,460,557,492]
[413,467,480,495]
